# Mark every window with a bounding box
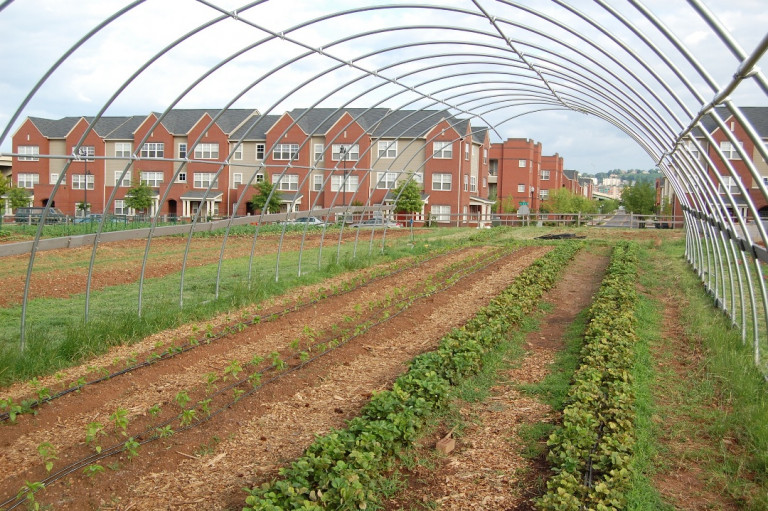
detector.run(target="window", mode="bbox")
[470,176,477,192]
[313,174,323,191]
[178,143,187,159]
[378,141,397,158]
[683,139,699,160]
[720,140,742,160]
[332,144,359,161]
[331,175,359,192]
[232,173,243,188]
[176,172,187,183]
[272,173,298,191]
[518,159,527,167]
[114,200,134,216]
[539,189,549,199]
[463,174,469,191]
[483,148,488,164]
[376,172,398,189]
[517,184,525,193]
[273,143,299,160]
[232,145,242,160]
[412,172,424,184]
[763,176,768,186]
[482,177,487,189]
[115,143,132,158]
[72,145,95,161]
[115,171,131,187]
[72,174,94,190]
[433,141,453,159]
[432,205,451,222]
[18,145,39,161]
[256,143,265,160]
[140,142,164,158]
[464,143,469,161]
[17,173,39,188]
[193,143,219,160]
[194,173,219,189]
[541,170,551,181]
[489,159,499,175]
[140,171,164,187]
[50,173,59,185]
[255,173,264,183]
[432,173,452,191]
[718,176,740,194]
[312,143,324,163]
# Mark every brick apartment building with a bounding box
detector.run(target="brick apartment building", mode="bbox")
[678,106,768,219]
[488,138,587,213]
[10,108,494,225]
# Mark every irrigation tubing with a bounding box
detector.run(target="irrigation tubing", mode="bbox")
[2,241,522,509]
[0,242,476,423]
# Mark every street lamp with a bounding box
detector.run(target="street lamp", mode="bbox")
[79,146,91,218]
[339,145,348,208]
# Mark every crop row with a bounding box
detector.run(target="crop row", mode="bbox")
[242,241,583,510]
[0,239,491,423]
[1,243,518,508]
[537,241,639,510]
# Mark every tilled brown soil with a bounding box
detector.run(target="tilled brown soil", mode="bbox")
[0,230,412,307]
[384,246,610,510]
[0,243,550,510]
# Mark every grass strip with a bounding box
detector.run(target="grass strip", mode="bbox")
[242,241,583,511]
[537,241,639,510]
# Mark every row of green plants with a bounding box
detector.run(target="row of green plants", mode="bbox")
[0,241,499,423]
[2,243,517,508]
[537,241,639,510]
[242,241,583,510]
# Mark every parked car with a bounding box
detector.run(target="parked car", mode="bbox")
[74,214,129,225]
[279,216,329,227]
[350,218,402,229]
[14,207,68,224]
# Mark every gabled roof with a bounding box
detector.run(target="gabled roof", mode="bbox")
[288,108,390,135]
[470,126,488,144]
[694,106,768,137]
[563,169,578,180]
[153,109,258,135]
[371,109,452,138]
[27,116,81,138]
[88,116,145,140]
[230,114,281,140]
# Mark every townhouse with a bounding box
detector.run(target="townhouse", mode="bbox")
[11,108,493,225]
[489,138,582,213]
[678,106,768,220]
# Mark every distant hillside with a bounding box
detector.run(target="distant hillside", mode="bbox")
[589,168,663,184]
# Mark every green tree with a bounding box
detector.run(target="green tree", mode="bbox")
[621,181,656,215]
[391,179,423,216]
[249,179,281,214]
[540,188,598,214]
[124,177,153,214]
[7,186,32,210]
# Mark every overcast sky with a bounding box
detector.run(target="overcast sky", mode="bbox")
[0,0,766,174]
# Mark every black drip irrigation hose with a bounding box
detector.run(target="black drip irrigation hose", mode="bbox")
[1,244,516,510]
[0,244,476,423]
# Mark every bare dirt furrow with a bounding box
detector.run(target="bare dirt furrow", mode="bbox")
[0,244,548,510]
[0,230,412,306]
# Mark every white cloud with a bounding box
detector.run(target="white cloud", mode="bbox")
[0,0,764,174]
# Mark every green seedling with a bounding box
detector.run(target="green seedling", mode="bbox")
[36,442,57,472]
[224,359,243,381]
[175,390,191,409]
[110,407,129,436]
[156,425,174,438]
[147,403,161,417]
[85,421,105,453]
[124,437,140,459]
[180,408,197,426]
[83,464,105,478]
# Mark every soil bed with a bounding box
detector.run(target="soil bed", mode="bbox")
[0,243,549,510]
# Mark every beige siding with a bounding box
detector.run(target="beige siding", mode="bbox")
[49,141,67,175]
[753,139,768,188]
[106,141,133,186]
